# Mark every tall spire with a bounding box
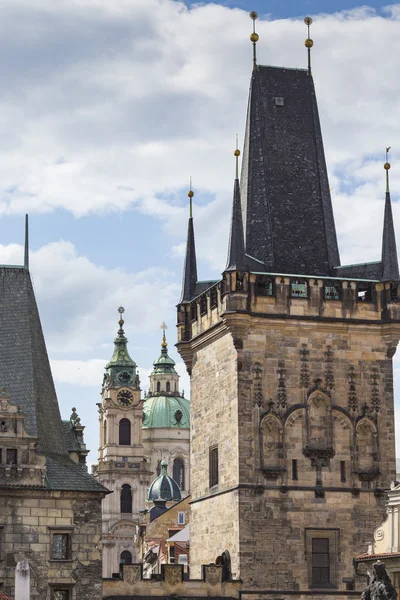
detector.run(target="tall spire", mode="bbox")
[106,307,137,369]
[179,183,198,303]
[382,152,399,281]
[24,214,29,270]
[226,141,246,272]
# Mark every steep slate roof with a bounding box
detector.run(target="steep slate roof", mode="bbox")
[240,66,340,276]
[179,213,198,303]
[62,420,81,452]
[382,190,400,281]
[226,178,247,271]
[0,266,107,494]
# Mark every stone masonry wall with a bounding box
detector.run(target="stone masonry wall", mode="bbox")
[0,490,103,599]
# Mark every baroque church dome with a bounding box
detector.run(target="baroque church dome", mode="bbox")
[147,460,182,502]
[142,325,190,430]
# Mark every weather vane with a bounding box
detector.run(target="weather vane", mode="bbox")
[249,12,259,71]
[304,17,313,75]
[160,321,168,347]
[118,306,125,315]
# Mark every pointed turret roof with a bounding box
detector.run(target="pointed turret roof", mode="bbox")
[240,66,340,276]
[152,328,177,374]
[179,190,198,303]
[106,307,137,369]
[226,148,247,271]
[381,189,399,281]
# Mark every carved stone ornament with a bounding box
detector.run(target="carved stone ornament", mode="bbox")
[361,561,396,600]
[123,565,142,585]
[0,397,18,414]
[163,564,182,586]
[204,565,223,586]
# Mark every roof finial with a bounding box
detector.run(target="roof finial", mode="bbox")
[160,321,168,348]
[249,12,259,71]
[385,147,391,193]
[304,17,313,76]
[117,306,125,332]
[234,134,240,179]
[188,177,194,219]
[24,214,29,270]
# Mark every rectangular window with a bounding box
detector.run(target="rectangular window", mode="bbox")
[6,449,17,465]
[305,528,339,589]
[312,538,330,585]
[209,446,219,488]
[169,545,175,564]
[292,459,298,481]
[178,512,185,525]
[51,533,71,560]
[290,279,308,298]
[340,461,346,483]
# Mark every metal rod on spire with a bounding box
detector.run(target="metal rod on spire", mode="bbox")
[24,214,29,270]
[188,177,194,218]
[385,147,391,193]
[249,12,259,71]
[160,321,168,347]
[234,134,240,179]
[304,17,314,76]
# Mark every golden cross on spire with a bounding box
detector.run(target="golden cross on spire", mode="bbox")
[234,134,241,179]
[384,147,391,193]
[188,177,194,218]
[249,12,259,71]
[160,321,168,347]
[304,17,314,75]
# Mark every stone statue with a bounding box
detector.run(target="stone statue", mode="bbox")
[361,561,397,600]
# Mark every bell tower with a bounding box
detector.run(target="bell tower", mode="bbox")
[94,307,151,578]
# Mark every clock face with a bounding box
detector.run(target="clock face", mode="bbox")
[117,389,133,407]
[118,370,131,384]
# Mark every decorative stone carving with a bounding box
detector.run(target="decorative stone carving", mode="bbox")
[348,366,358,413]
[325,346,334,390]
[276,361,287,409]
[163,564,182,586]
[204,565,223,586]
[252,362,263,407]
[371,369,380,412]
[300,344,310,388]
[123,565,142,585]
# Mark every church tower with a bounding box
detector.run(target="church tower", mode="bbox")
[177,14,400,595]
[94,308,152,577]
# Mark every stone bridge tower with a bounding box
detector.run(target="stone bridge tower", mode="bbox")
[176,15,400,597]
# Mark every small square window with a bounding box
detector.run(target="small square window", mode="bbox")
[51,533,71,560]
[274,96,284,106]
[178,512,185,525]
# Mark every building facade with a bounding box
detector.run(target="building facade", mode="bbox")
[0,244,108,599]
[94,315,190,578]
[176,21,400,596]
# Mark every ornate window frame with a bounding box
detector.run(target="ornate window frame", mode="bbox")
[305,528,340,589]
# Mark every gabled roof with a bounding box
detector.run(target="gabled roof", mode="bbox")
[240,66,340,276]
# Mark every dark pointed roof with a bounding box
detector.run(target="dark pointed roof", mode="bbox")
[381,191,399,281]
[226,179,246,271]
[240,66,340,276]
[179,213,198,302]
[0,267,67,455]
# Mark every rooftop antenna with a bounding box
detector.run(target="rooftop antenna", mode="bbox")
[304,17,314,76]
[188,177,194,218]
[385,147,391,192]
[234,134,240,179]
[249,11,259,71]
[24,214,29,270]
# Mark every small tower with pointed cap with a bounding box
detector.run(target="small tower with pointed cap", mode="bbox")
[179,182,198,303]
[381,150,399,281]
[226,139,246,272]
[95,308,151,578]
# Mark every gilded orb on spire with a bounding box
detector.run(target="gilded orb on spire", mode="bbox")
[249,11,259,71]
[304,17,314,75]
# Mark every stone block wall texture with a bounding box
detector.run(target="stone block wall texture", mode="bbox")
[0,490,103,599]
[188,318,396,592]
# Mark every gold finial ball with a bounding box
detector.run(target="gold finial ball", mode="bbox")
[234,149,240,157]
[250,11,258,20]
[250,32,259,42]
[304,16,313,25]
[305,38,314,48]
[188,190,194,198]
[384,162,391,170]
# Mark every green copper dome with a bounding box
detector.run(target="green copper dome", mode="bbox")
[143,395,190,429]
[148,461,182,502]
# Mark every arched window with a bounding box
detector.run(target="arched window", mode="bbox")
[120,550,132,565]
[173,458,185,490]
[103,420,107,445]
[119,419,131,446]
[157,382,161,393]
[166,381,170,392]
[120,484,132,513]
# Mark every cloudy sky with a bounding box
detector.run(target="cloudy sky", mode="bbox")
[1,0,400,466]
